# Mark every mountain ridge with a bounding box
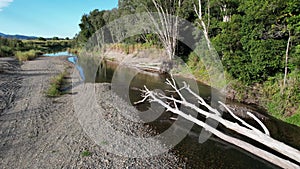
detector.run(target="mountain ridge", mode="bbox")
[0,32,37,40]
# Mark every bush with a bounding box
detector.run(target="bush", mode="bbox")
[46,72,66,97]
[261,70,300,126]
[0,46,13,57]
[15,50,42,61]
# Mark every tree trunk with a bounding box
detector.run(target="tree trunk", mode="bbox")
[194,0,211,50]
[147,0,181,60]
[220,4,230,22]
[283,30,291,93]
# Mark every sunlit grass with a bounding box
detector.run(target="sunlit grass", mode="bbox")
[286,111,300,126]
[46,72,66,97]
[15,50,42,61]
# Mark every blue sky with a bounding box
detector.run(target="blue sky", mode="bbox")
[0,0,118,38]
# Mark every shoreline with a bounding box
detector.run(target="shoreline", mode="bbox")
[77,51,270,120]
[0,56,184,168]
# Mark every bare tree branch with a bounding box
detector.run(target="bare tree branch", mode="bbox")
[219,101,262,133]
[247,112,270,136]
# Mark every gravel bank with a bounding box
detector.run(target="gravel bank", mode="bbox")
[0,56,184,168]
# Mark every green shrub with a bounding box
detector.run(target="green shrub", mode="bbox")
[261,70,300,126]
[0,46,13,57]
[15,50,42,61]
[46,72,66,97]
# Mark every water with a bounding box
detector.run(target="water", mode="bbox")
[45,52,300,168]
[83,59,300,169]
[43,51,76,57]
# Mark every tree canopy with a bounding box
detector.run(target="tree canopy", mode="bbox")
[76,0,300,84]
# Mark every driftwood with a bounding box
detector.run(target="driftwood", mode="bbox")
[136,76,300,169]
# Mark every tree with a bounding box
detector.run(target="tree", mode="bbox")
[146,0,182,60]
[38,37,46,41]
[52,37,59,40]
[211,0,293,83]
[137,76,300,169]
[276,0,300,91]
[194,0,212,50]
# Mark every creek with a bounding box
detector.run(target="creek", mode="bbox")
[46,52,300,168]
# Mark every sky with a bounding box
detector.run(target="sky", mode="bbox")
[0,0,118,38]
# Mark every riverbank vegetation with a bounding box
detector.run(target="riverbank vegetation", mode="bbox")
[15,50,42,61]
[46,71,67,97]
[0,37,73,60]
[74,0,300,126]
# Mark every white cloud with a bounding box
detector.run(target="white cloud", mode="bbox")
[0,0,13,11]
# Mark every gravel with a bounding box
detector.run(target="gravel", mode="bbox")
[0,56,185,169]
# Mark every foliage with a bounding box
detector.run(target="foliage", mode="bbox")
[209,0,300,84]
[286,112,300,126]
[75,0,300,124]
[261,70,300,123]
[187,51,210,83]
[0,37,24,57]
[15,50,42,61]
[22,39,73,53]
[0,37,73,59]
[38,37,47,41]
[105,43,160,55]
[46,72,66,97]
[0,46,13,57]
[81,150,92,157]
[76,0,299,84]
[52,37,60,40]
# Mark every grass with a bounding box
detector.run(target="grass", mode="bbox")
[15,50,42,61]
[46,72,66,97]
[81,150,92,157]
[286,112,300,126]
[226,70,300,127]
[187,51,300,127]
[104,43,160,55]
[67,47,80,55]
[261,71,300,126]
[21,39,73,54]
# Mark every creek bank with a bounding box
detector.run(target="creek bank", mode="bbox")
[87,49,270,120]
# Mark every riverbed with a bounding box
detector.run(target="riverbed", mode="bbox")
[50,51,300,168]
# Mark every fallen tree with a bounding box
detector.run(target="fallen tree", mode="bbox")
[136,76,300,169]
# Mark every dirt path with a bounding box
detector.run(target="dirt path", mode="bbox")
[0,57,183,168]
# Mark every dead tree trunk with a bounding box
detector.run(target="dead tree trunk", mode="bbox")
[283,30,291,93]
[136,76,300,169]
[220,4,230,22]
[194,0,211,50]
[146,0,182,60]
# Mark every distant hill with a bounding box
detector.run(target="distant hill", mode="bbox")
[0,32,37,40]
